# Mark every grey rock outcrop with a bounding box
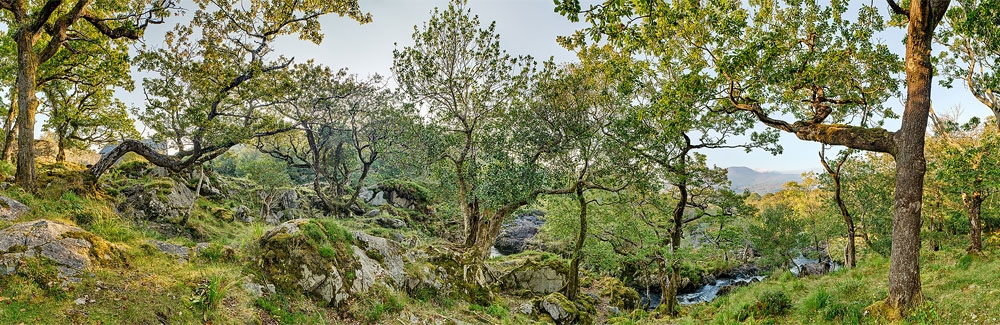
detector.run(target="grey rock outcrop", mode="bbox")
[486,252,567,295]
[493,212,545,255]
[117,178,195,237]
[258,219,410,306]
[263,189,303,225]
[375,217,406,229]
[0,220,122,282]
[0,196,29,221]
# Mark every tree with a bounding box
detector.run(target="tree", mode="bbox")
[394,0,572,271]
[528,59,633,301]
[557,0,951,312]
[0,0,178,191]
[939,0,1000,127]
[821,146,858,268]
[842,152,896,258]
[42,80,137,162]
[928,117,1000,254]
[90,0,371,180]
[257,64,418,216]
[37,29,137,162]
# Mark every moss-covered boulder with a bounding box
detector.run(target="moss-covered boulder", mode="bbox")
[539,292,579,324]
[116,177,194,237]
[594,276,640,311]
[486,251,568,296]
[0,219,124,282]
[258,218,409,307]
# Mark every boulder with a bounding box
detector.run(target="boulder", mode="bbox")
[486,252,567,295]
[375,217,406,229]
[245,281,276,298]
[594,276,640,310]
[493,212,545,255]
[235,205,253,223]
[116,178,195,237]
[0,196,29,221]
[540,292,578,324]
[258,219,407,306]
[262,189,304,225]
[147,240,213,263]
[0,220,123,283]
[797,261,832,277]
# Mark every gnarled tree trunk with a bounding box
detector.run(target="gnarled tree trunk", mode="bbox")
[14,29,39,191]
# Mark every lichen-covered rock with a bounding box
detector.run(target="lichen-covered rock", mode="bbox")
[235,205,253,223]
[117,177,195,223]
[0,220,123,282]
[258,219,407,307]
[486,252,568,296]
[0,196,29,221]
[262,189,305,225]
[540,292,578,324]
[374,217,406,229]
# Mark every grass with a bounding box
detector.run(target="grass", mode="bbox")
[659,247,1000,324]
[5,161,1000,325]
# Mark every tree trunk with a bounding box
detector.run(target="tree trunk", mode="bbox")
[2,87,16,162]
[663,179,687,317]
[566,185,587,301]
[823,151,856,268]
[962,189,983,254]
[56,133,66,163]
[89,139,185,178]
[886,0,948,313]
[833,176,855,268]
[14,30,39,192]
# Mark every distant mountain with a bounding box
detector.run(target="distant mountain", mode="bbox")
[725,167,802,194]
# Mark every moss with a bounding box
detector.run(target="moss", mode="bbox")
[595,276,639,310]
[62,231,126,268]
[347,283,405,323]
[15,257,66,299]
[378,179,432,203]
[3,244,28,254]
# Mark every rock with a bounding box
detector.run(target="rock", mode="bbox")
[235,205,253,223]
[0,220,123,282]
[359,187,387,206]
[0,196,29,221]
[116,178,195,237]
[797,261,832,277]
[262,189,303,225]
[277,189,299,210]
[148,240,190,262]
[607,306,621,315]
[364,209,380,217]
[244,282,276,298]
[258,219,406,306]
[486,252,567,295]
[595,276,639,310]
[540,292,578,324]
[517,302,534,315]
[375,217,406,229]
[493,212,545,255]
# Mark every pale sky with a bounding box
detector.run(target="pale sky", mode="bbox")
[114,0,989,173]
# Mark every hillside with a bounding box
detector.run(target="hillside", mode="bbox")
[726,167,803,194]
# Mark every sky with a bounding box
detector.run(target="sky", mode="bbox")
[115,0,991,174]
